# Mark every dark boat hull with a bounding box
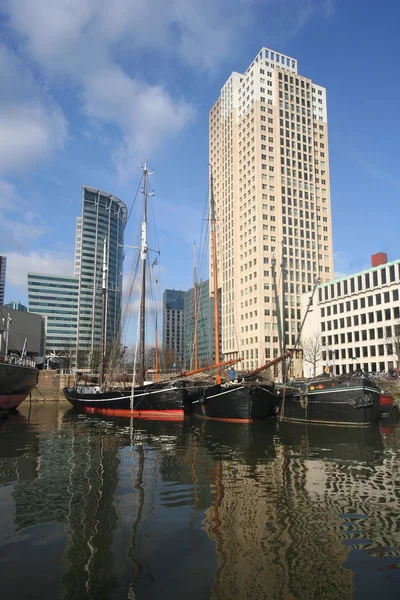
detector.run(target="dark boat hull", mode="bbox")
[191,382,275,423]
[63,384,185,421]
[279,378,380,426]
[0,362,38,410]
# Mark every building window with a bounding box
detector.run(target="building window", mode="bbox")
[393,289,399,302]
[381,268,387,285]
[375,293,381,305]
[384,291,390,303]
[362,330,367,341]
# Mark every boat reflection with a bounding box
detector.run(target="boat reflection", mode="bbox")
[0,413,39,485]
[1,408,399,599]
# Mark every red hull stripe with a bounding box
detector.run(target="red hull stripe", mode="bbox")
[84,407,184,421]
[0,394,27,409]
[380,396,393,406]
[194,414,256,424]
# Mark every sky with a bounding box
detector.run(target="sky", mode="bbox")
[1,0,400,310]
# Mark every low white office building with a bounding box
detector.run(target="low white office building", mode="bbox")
[301,254,400,376]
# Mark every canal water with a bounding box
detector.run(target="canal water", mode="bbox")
[0,404,399,600]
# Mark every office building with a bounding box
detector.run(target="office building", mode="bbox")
[4,301,27,312]
[76,186,127,367]
[301,254,400,376]
[26,186,126,368]
[209,47,333,372]
[162,289,185,367]
[0,305,45,363]
[28,273,79,355]
[184,280,214,369]
[0,256,6,305]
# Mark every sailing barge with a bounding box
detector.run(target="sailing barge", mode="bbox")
[278,376,381,426]
[64,163,186,420]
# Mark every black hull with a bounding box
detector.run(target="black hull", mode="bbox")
[191,383,275,422]
[279,378,380,426]
[0,362,38,410]
[63,384,186,420]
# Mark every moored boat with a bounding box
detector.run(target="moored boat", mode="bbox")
[64,163,186,420]
[191,379,276,423]
[63,381,186,420]
[0,355,38,411]
[278,376,380,426]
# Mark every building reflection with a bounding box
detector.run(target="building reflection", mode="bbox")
[0,413,39,485]
[2,407,400,600]
[198,422,397,600]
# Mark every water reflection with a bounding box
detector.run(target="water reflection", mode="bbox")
[0,405,399,599]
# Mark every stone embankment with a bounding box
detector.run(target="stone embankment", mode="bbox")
[30,370,175,401]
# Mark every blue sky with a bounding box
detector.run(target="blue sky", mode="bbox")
[1,0,400,310]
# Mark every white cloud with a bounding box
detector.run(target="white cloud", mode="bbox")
[0,45,68,175]
[0,179,47,249]
[4,251,74,289]
[2,0,333,179]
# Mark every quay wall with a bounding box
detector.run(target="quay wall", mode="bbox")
[30,370,176,401]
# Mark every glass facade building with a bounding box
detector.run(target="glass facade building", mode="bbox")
[28,273,79,352]
[4,301,28,312]
[76,186,127,367]
[184,280,216,369]
[162,289,185,366]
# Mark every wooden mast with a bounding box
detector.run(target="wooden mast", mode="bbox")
[210,169,221,384]
[155,313,159,383]
[193,241,199,370]
[281,255,287,383]
[271,256,283,358]
[137,162,153,386]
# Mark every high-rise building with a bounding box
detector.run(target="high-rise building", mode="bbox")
[162,289,185,367]
[209,47,333,372]
[0,256,6,305]
[184,280,220,369]
[28,273,79,353]
[4,301,27,312]
[76,186,127,367]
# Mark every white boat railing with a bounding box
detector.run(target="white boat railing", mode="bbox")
[0,354,36,368]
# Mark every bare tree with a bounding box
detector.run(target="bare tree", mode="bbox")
[302,333,323,377]
[385,320,400,370]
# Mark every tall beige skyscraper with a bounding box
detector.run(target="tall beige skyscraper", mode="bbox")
[209,47,333,373]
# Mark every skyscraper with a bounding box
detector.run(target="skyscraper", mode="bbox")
[76,186,127,367]
[183,280,218,369]
[0,256,6,305]
[162,289,185,367]
[209,47,333,372]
